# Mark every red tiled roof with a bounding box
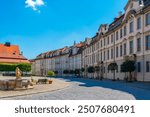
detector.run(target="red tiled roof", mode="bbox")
[0,44,30,63]
[75,43,84,48]
[0,58,30,63]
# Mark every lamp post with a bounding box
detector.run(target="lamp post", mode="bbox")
[139,0,145,81]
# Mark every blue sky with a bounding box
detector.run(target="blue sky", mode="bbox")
[0,0,128,59]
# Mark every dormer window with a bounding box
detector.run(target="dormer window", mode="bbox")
[130,3,133,9]
[139,0,144,7]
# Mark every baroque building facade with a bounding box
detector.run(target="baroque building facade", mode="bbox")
[32,43,84,76]
[82,0,150,81]
[32,0,150,81]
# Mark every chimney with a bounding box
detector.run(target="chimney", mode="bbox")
[5,42,11,47]
[21,51,23,55]
[74,41,76,45]
[118,11,122,18]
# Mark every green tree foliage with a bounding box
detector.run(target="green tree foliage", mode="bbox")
[0,63,31,72]
[87,66,95,73]
[47,71,55,76]
[121,60,136,81]
[69,70,75,74]
[17,63,31,72]
[54,71,58,74]
[74,69,80,75]
[81,68,85,72]
[121,60,135,73]
[63,70,69,74]
[108,62,118,71]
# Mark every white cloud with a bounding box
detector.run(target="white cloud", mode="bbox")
[25,0,45,12]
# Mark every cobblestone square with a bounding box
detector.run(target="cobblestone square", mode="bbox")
[3,77,150,100]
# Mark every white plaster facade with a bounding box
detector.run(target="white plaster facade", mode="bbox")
[82,0,150,81]
[31,0,150,81]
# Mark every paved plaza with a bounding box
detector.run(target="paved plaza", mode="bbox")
[2,77,150,100]
[0,76,70,98]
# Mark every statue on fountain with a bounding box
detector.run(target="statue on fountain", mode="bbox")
[16,67,22,80]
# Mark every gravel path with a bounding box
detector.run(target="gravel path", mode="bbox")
[4,77,149,100]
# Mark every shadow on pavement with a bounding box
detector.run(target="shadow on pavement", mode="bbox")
[53,76,150,100]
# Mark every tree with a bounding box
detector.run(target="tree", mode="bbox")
[47,71,55,76]
[54,71,58,74]
[80,68,85,77]
[108,62,118,71]
[121,60,135,82]
[74,69,80,76]
[87,66,95,78]
[87,66,95,73]
[17,63,31,72]
[0,63,31,76]
[69,70,75,74]
[108,62,118,81]
[81,68,85,73]
[0,63,17,71]
[63,70,69,74]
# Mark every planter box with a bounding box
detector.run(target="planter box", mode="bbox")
[48,80,53,84]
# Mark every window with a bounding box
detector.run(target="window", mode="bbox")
[146,61,150,72]
[124,43,127,55]
[104,38,106,46]
[116,31,118,40]
[107,50,109,60]
[120,29,123,38]
[111,48,113,59]
[107,37,110,45]
[107,66,109,73]
[104,67,105,73]
[101,52,102,61]
[120,45,123,57]
[137,17,141,29]
[111,34,114,43]
[97,52,99,62]
[137,62,141,72]
[146,35,150,50]
[130,21,134,33]
[93,54,95,63]
[146,13,150,26]
[130,40,134,54]
[116,46,119,58]
[101,40,103,48]
[104,51,106,60]
[124,26,127,36]
[137,38,141,52]
[97,42,99,49]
